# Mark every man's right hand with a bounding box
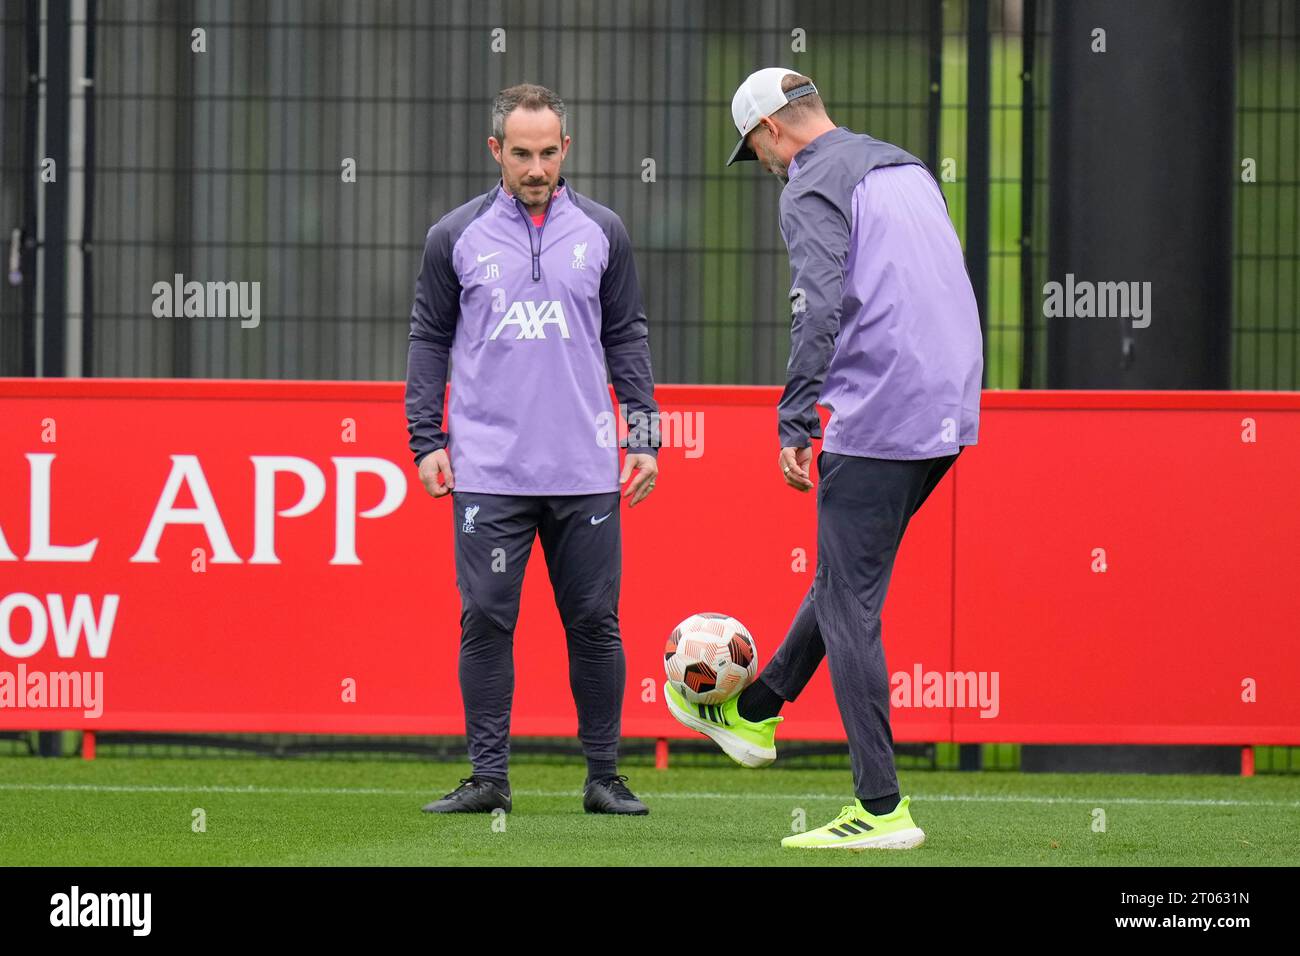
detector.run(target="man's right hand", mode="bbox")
[418,449,455,498]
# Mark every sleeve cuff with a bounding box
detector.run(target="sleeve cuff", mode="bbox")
[412,436,448,467]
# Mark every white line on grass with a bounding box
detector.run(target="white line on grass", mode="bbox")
[0,782,1296,808]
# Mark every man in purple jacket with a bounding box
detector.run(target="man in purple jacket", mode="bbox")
[667,68,983,849]
[405,84,659,816]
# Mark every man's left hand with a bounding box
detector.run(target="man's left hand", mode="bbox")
[620,453,658,507]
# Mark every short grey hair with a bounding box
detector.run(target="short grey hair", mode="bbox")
[491,84,567,141]
[779,72,826,122]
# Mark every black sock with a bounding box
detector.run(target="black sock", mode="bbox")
[479,775,510,794]
[861,792,900,816]
[737,678,785,722]
[586,760,618,783]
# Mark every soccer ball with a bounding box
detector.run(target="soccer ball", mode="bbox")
[664,612,758,705]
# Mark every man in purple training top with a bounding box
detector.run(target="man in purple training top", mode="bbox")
[665,69,983,849]
[405,84,659,816]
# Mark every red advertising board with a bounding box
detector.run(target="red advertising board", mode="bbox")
[0,380,1296,745]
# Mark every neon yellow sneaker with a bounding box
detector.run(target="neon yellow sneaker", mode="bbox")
[663,681,782,768]
[781,796,926,850]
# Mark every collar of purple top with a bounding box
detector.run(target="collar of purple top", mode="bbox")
[789,126,853,179]
[495,176,567,208]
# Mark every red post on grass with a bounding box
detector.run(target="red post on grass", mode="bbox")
[1240,745,1254,777]
[82,731,96,761]
[654,737,669,770]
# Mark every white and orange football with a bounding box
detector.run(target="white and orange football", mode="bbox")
[664,612,758,705]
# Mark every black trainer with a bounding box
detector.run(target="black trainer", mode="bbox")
[583,774,649,815]
[421,776,512,814]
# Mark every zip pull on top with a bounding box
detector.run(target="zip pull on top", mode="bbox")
[513,191,554,282]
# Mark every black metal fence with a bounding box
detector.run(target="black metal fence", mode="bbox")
[46,0,947,384]
[3,1,1297,388]
[1236,0,1299,390]
[0,1,39,377]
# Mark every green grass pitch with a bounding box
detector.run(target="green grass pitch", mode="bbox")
[1,756,1297,866]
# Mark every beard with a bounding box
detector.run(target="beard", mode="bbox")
[507,174,556,205]
[757,143,789,184]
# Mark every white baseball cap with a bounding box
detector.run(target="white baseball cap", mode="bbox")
[726,67,819,166]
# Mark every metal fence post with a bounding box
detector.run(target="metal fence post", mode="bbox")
[966,0,990,388]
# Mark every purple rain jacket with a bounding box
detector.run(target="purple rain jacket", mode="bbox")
[404,179,659,495]
[777,127,983,459]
